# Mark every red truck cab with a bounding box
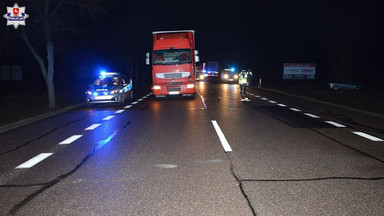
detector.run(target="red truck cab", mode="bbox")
[146,30,199,98]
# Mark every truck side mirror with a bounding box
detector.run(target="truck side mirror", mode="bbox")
[194,50,199,63]
[145,52,150,65]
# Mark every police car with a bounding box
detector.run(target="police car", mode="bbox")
[85,72,133,106]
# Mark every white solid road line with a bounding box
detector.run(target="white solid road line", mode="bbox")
[325,121,346,128]
[124,105,133,109]
[84,123,101,130]
[211,120,232,152]
[115,109,125,114]
[304,113,320,118]
[102,115,115,120]
[353,132,384,142]
[59,135,83,145]
[16,153,53,169]
[289,108,302,112]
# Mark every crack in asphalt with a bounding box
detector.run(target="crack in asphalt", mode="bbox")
[311,128,384,164]
[198,89,258,216]
[226,153,258,216]
[6,121,131,215]
[323,110,384,134]
[0,113,94,157]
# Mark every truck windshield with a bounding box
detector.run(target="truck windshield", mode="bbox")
[153,49,192,65]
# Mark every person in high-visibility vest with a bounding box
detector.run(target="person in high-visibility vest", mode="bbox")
[239,70,250,100]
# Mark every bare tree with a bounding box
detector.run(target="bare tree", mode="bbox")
[18,0,105,109]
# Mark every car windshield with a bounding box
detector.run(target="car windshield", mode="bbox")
[153,49,191,65]
[93,76,119,86]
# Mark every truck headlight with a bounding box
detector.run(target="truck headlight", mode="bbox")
[187,84,195,89]
[153,85,161,90]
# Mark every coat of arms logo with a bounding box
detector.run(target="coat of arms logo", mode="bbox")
[3,3,29,29]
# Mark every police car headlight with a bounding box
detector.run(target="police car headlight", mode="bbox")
[110,90,117,94]
[86,91,92,95]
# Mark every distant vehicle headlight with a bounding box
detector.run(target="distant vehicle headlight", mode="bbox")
[234,74,239,79]
[223,74,229,79]
[199,74,204,80]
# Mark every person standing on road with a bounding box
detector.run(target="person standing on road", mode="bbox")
[239,70,250,101]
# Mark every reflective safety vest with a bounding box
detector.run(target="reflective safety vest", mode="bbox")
[239,73,248,85]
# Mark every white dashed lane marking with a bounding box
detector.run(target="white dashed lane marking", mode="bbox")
[84,124,101,130]
[289,108,301,112]
[277,104,287,107]
[131,101,138,104]
[12,92,154,170]
[211,120,232,152]
[304,113,320,118]
[102,115,115,121]
[59,135,83,145]
[325,121,346,128]
[115,109,125,114]
[16,153,53,169]
[352,132,383,142]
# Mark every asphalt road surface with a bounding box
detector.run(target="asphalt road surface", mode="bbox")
[1,81,383,215]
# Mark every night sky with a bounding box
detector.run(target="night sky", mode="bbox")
[1,0,381,89]
[106,0,380,83]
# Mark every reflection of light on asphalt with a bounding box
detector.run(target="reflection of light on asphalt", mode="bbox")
[198,81,205,91]
[223,84,228,90]
[96,130,117,150]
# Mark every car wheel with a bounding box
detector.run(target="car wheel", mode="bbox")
[120,96,125,105]
[333,86,339,90]
[130,91,134,99]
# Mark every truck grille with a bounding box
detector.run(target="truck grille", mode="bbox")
[166,82,181,86]
[168,87,181,91]
[164,73,182,79]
